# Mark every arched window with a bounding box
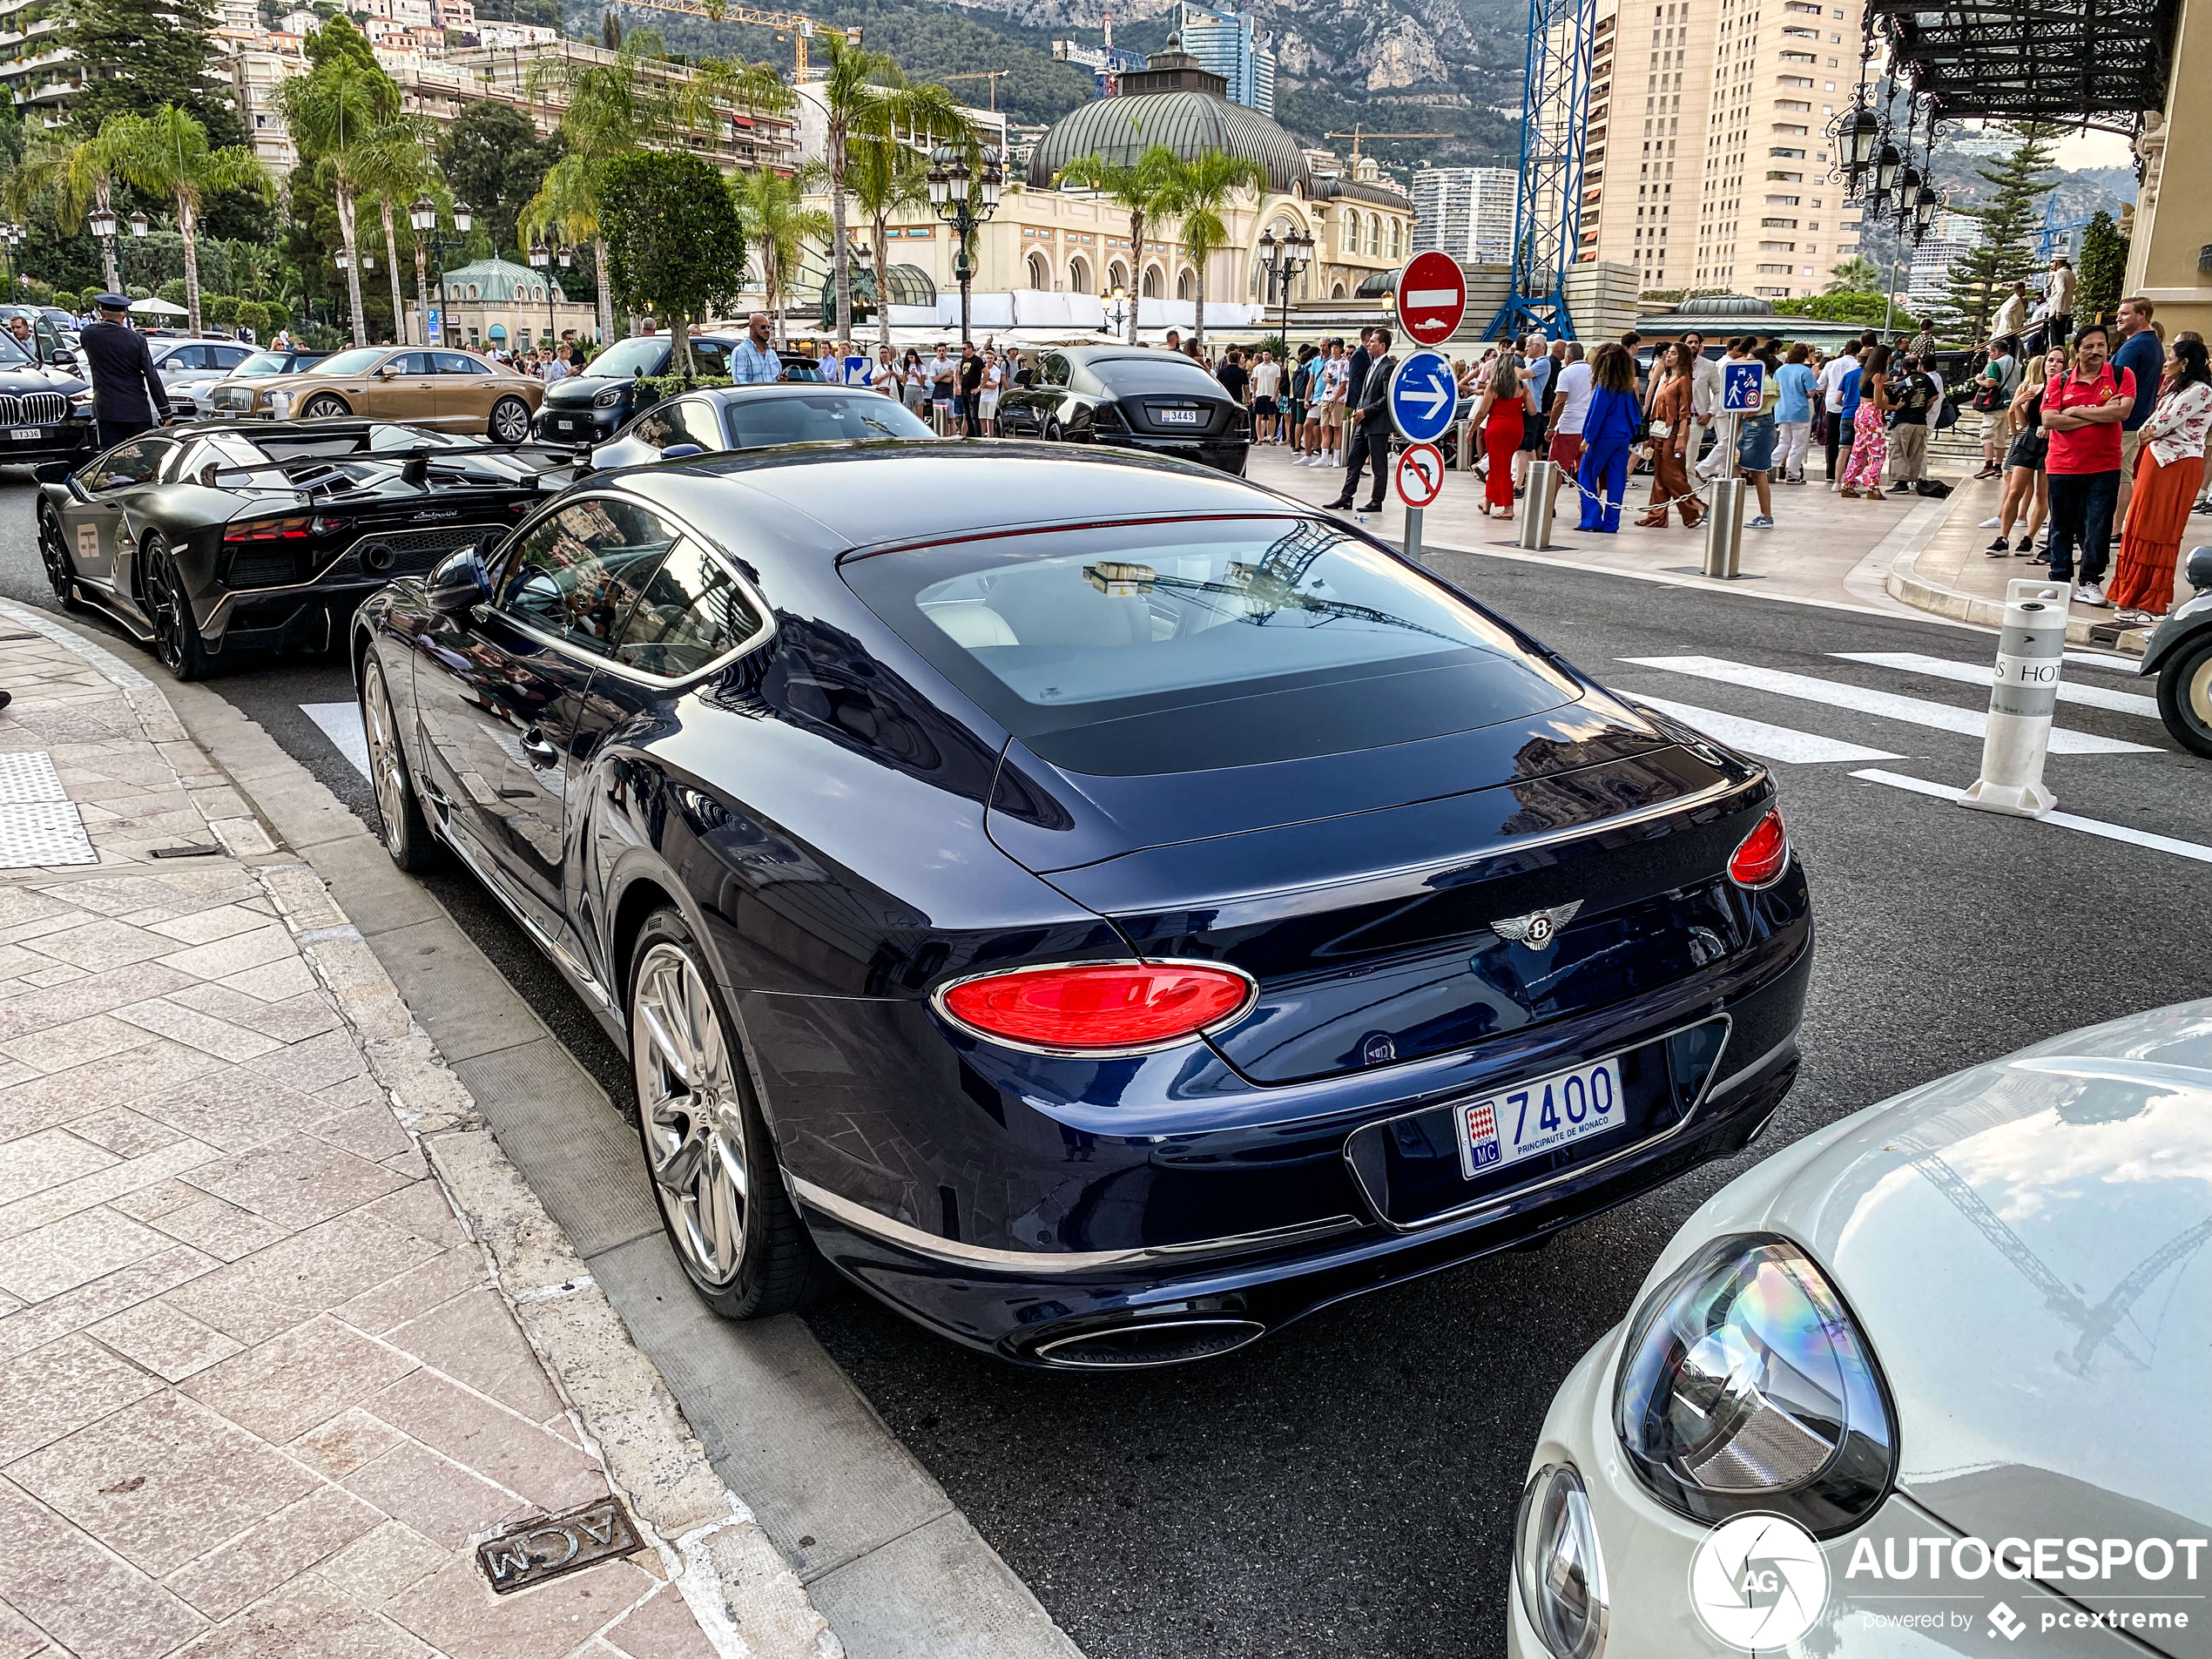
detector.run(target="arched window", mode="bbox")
[1108,259,1129,293]
[1390,219,1402,259]
[1025,251,1049,290]
[1342,212,1359,256]
[1331,281,1346,299]
[465,283,480,299]
[1069,256,1092,293]
[1142,264,1161,298]
[1176,266,1193,300]
[1366,217,1380,255]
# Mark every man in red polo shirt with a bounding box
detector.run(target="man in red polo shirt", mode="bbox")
[2039,322,2134,606]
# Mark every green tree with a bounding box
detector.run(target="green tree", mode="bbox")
[1940,124,2056,346]
[438,101,560,260]
[827,134,928,355]
[353,118,441,344]
[2076,209,2128,327]
[273,37,401,345]
[5,132,129,291]
[597,151,745,374]
[102,105,274,335]
[1772,290,1900,327]
[53,0,239,143]
[1160,149,1264,356]
[209,293,240,327]
[731,166,828,348]
[1055,138,1181,343]
[1824,254,1883,293]
[807,30,966,342]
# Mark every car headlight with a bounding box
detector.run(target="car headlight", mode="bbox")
[1614,1235,1895,1535]
[1515,1464,1607,1659]
[69,389,94,411]
[592,385,624,408]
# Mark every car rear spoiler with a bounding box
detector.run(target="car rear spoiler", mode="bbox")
[199,440,591,491]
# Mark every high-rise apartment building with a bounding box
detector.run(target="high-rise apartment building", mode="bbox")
[1563,0,1863,298]
[1177,3,1276,118]
[1411,167,1519,264]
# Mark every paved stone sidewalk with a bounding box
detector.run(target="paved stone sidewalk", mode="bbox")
[0,610,837,1659]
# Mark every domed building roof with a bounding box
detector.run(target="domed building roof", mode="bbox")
[1676,293,1776,316]
[442,258,567,305]
[1025,41,1312,195]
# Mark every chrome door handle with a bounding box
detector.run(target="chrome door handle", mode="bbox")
[520,730,558,766]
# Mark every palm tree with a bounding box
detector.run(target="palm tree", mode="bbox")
[273,59,401,346]
[101,107,274,337]
[1055,141,1181,343]
[1161,151,1265,358]
[732,168,829,348]
[353,118,440,345]
[810,31,970,342]
[520,156,606,337]
[5,133,128,292]
[820,135,929,355]
[1825,254,1884,294]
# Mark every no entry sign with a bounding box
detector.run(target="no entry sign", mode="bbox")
[1395,442,1446,509]
[1397,251,1467,347]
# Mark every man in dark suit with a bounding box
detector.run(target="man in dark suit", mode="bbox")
[1326,326,1396,512]
[78,293,170,448]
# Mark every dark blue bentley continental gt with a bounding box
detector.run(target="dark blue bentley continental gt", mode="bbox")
[352,442,1811,1368]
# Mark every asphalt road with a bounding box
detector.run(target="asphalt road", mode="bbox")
[6,467,2207,1658]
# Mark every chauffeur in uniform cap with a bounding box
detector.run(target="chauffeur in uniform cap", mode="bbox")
[78,293,171,449]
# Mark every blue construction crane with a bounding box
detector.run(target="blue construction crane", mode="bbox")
[2033,194,2093,263]
[1483,0,1599,341]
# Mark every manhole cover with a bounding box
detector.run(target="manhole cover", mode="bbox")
[475,1497,642,1595]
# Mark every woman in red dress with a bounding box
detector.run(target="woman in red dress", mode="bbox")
[1471,350,1532,516]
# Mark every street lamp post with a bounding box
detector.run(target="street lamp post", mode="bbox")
[408,196,471,348]
[927,145,1002,351]
[528,242,563,348]
[1103,287,1129,339]
[1256,226,1312,353]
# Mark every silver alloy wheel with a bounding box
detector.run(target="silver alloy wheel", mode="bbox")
[633,941,748,1285]
[362,659,407,840]
[490,397,530,443]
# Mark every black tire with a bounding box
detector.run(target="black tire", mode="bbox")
[141,534,210,680]
[2156,635,2212,759]
[629,908,831,1319]
[488,396,531,446]
[37,500,82,610]
[1044,420,1062,442]
[300,393,351,420]
[360,652,437,871]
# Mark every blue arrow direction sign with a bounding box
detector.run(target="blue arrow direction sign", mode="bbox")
[1388,350,1459,443]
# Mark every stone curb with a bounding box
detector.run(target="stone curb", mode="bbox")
[1,602,843,1659]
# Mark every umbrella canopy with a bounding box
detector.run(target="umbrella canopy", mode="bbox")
[128,296,188,317]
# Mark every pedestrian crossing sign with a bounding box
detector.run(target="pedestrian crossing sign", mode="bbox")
[1723,361,1765,413]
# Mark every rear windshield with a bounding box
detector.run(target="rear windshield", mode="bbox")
[843,518,1576,774]
[725,392,931,448]
[585,339,670,379]
[1088,356,1223,395]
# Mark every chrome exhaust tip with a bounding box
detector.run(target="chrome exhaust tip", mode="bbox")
[1029,1318,1266,1370]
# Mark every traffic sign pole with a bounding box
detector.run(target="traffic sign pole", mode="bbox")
[1393,441,1445,563]
[1405,507,1424,565]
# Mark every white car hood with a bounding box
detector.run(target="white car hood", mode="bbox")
[1650,1003,2212,1642]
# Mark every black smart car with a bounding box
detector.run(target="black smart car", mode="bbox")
[535,335,745,444]
[994,345,1250,475]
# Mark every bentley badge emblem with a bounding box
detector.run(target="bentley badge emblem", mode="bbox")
[1491,900,1583,951]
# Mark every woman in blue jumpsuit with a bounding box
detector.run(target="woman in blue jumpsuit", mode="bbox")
[1576,342,1644,533]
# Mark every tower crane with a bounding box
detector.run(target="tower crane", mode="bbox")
[1484,0,1598,341]
[603,1,860,76]
[941,70,1014,111]
[1324,127,1449,162]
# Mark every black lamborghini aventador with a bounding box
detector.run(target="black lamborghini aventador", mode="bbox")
[35,419,572,678]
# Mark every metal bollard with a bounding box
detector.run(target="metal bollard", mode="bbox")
[1702,478,1744,577]
[1517,460,1560,550]
[933,406,954,438]
[1960,577,2073,817]
[1456,417,1479,471]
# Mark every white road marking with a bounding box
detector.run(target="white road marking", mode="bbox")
[1618,691,1904,765]
[2066,651,2151,673]
[302,702,371,780]
[1851,769,2212,865]
[1618,656,2159,755]
[1831,651,2161,718]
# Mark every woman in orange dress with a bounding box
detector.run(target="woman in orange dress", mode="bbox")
[1472,350,1531,516]
[1640,346,1703,528]
[2109,339,2212,619]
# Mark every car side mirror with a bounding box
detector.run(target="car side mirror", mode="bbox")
[377,364,399,378]
[33,461,74,485]
[425,544,492,616]
[50,349,76,371]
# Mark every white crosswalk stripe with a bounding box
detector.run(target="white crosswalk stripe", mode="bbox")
[1618,692,1903,765]
[1853,770,2212,865]
[1617,655,2160,756]
[1831,651,2161,719]
[302,703,371,780]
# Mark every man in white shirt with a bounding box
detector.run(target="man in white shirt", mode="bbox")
[1817,342,1858,486]
[1991,281,2029,347]
[1249,351,1283,443]
[1545,341,1593,476]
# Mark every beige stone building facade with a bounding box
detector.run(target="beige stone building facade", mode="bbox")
[1572,0,1863,299]
[2123,0,2209,341]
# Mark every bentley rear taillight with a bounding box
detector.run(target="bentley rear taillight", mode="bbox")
[935,961,1256,1055]
[1727,807,1790,888]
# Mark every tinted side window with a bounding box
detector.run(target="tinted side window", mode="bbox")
[213,346,253,369]
[630,406,680,449]
[91,439,171,490]
[691,341,732,375]
[434,352,489,374]
[1042,354,1070,388]
[673,400,725,449]
[492,498,679,657]
[612,536,763,678]
[395,352,436,374]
